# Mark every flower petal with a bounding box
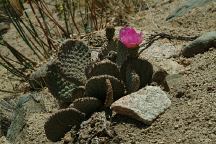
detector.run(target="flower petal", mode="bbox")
[119,27,143,48]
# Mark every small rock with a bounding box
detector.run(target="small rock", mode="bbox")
[182,31,216,57]
[111,86,171,125]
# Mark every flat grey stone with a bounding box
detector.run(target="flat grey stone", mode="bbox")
[111,86,171,125]
[182,31,216,57]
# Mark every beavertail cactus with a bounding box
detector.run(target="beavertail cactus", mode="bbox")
[85,75,125,103]
[57,39,91,84]
[46,62,83,102]
[44,108,85,142]
[85,59,120,79]
[69,97,103,116]
[46,39,91,102]
[43,26,157,142]
[121,58,153,93]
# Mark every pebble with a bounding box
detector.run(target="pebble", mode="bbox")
[182,31,216,57]
[111,86,171,125]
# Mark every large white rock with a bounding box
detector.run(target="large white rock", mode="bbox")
[111,86,171,125]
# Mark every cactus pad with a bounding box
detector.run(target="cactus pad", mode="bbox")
[57,39,91,84]
[104,79,114,107]
[121,58,153,89]
[125,68,141,93]
[70,97,103,116]
[46,62,83,102]
[44,108,85,142]
[85,59,120,79]
[116,41,129,67]
[85,75,125,102]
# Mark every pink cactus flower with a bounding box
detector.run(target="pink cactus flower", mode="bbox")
[119,27,143,48]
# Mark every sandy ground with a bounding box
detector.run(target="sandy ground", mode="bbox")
[112,1,216,143]
[114,49,216,144]
[0,0,216,143]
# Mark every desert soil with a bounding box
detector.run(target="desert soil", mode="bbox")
[0,0,216,144]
